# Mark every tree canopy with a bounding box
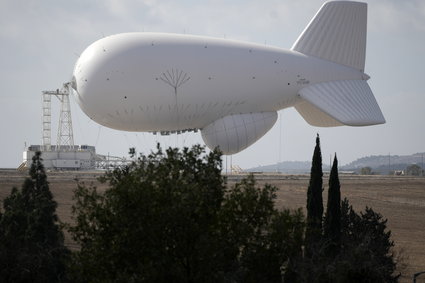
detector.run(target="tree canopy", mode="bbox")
[360,166,373,175]
[0,140,402,282]
[406,164,422,176]
[68,145,304,283]
[0,152,69,282]
[66,143,401,282]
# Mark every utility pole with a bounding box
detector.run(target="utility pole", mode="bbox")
[278,112,282,173]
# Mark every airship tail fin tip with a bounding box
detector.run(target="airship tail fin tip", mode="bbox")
[292,1,367,71]
[297,80,385,127]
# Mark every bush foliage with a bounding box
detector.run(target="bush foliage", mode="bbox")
[68,145,304,282]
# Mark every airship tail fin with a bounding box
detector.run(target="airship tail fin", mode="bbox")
[296,80,385,127]
[295,100,343,127]
[292,1,367,72]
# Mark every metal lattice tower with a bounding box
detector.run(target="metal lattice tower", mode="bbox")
[56,91,74,149]
[42,82,74,150]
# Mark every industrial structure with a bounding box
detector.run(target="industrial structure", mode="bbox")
[19,83,129,170]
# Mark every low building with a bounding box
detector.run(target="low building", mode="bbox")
[21,145,97,170]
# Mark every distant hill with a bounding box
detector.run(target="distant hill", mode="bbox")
[247,161,330,174]
[246,152,425,174]
[342,152,425,174]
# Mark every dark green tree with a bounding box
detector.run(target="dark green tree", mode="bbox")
[301,199,401,283]
[69,145,226,283]
[406,164,422,176]
[0,151,69,282]
[360,166,372,175]
[323,154,341,251]
[299,137,402,283]
[330,199,401,282]
[305,134,323,255]
[68,145,305,283]
[220,176,305,283]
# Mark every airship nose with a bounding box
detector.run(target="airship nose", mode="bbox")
[70,74,85,108]
[71,75,77,92]
[70,75,82,102]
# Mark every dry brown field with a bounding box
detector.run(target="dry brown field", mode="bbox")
[1,169,424,282]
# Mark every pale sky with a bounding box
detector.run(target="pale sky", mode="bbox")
[1,0,424,169]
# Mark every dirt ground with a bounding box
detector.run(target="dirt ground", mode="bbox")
[1,169,424,282]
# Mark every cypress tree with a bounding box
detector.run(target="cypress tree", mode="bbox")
[0,152,69,282]
[305,134,323,255]
[323,154,341,251]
